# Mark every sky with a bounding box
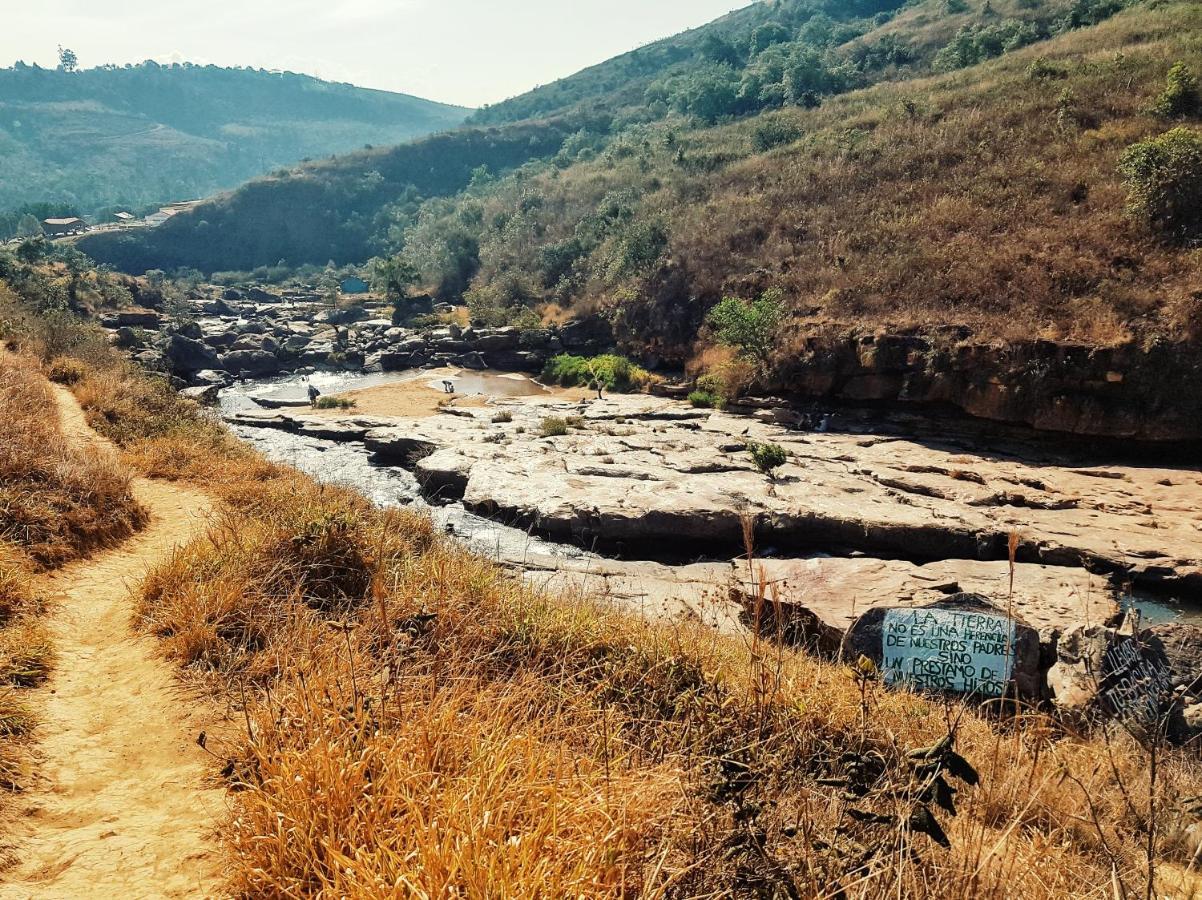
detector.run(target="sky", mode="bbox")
[0,0,748,108]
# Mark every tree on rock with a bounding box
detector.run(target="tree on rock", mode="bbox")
[1119,127,1202,243]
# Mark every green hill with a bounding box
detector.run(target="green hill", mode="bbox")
[0,62,469,219]
[79,0,1197,361]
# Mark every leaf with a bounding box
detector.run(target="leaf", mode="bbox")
[909,804,951,849]
[943,750,980,786]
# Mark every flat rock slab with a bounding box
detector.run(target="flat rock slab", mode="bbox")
[242,392,1202,596]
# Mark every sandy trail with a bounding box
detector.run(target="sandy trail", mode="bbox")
[1,387,224,899]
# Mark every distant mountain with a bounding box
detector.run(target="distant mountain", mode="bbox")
[0,62,470,215]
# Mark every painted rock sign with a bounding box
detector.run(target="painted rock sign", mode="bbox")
[882,608,1016,696]
[844,593,1042,699]
[1097,636,1171,726]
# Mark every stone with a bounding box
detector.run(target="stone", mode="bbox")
[179,384,220,404]
[736,556,1118,655]
[220,349,280,377]
[843,593,1043,699]
[247,392,1202,598]
[163,334,221,374]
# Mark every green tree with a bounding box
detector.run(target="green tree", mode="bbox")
[15,214,42,239]
[1152,62,1200,119]
[747,441,788,479]
[16,237,48,264]
[370,256,419,301]
[705,289,784,371]
[1119,127,1202,243]
[57,46,79,73]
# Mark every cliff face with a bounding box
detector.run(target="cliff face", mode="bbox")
[774,329,1202,441]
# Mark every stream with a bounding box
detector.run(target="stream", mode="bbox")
[219,370,598,567]
[218,370,1202,626]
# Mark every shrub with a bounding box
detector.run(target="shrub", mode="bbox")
[540,354,650,393]
[1152,62,1199,119]
[491,410,514,423]
[314,396,356,410]
[705,290,783,371]
[752,118,803,152]
[688,390,720,408]
[46,356,88,386]
[539,416,568,437]
[747,440,788,477]
[1119,127,1202,243]
[1026,58,1066,81]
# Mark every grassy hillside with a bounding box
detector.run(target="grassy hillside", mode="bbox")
[0,62,468,218]
[382,0,1202,358]
[76,120,576,273]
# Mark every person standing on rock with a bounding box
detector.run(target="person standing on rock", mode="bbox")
[308,382,321,407]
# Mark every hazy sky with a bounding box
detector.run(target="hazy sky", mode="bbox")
[1,0,747,108]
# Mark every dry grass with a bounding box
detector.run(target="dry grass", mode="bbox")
[134,475,1202,897]
[0,356,146,568]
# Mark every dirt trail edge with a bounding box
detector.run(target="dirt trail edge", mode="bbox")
[1,386,225,899]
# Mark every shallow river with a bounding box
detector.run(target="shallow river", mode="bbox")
[219,370,596,567]
[218,371,1202,625]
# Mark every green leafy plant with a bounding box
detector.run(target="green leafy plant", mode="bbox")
[1151,62,1199,119]
[1119,127,1202,243]
[705,290,783,372]
[747,440,788,478]
[540,354,650,393]
[688,390,720,409]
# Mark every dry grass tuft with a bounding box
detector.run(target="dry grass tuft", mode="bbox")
[0,356,146,568]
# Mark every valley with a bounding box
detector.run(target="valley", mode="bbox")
[4,0,1202,895]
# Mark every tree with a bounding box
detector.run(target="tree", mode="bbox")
[705,289,784,371]
[747,441,788,479]
[370,255,419,302]
[1119,127,1202,244]
[16,214,42,239]
[16,237,48,264]
[1152,62,1199,119]
[57,46,78,73]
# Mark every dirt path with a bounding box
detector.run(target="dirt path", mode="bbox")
[1,388,224,899]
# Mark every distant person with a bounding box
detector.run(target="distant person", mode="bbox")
[442,379,455,394]
[308,382,321,407]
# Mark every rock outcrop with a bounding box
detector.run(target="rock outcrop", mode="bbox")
[775,328,1202,441]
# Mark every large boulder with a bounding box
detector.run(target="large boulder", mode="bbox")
[843,593,1043,700]
[163,334,221,375]
[220,349,281,377]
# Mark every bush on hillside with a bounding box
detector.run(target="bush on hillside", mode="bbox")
[1119,127,1202,243]
[705,290,783,372]
[1152,62,1200,119]
[540,354,649,393]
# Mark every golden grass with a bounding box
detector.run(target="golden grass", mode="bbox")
[0,355,146,568]
[134,482,1202,897]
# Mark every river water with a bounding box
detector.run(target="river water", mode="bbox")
[217,371,1202,625]
[219,370,596,567]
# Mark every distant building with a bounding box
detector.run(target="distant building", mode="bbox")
[43,217,86,236]
[114,211,135,223]
[340,277,370,295]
